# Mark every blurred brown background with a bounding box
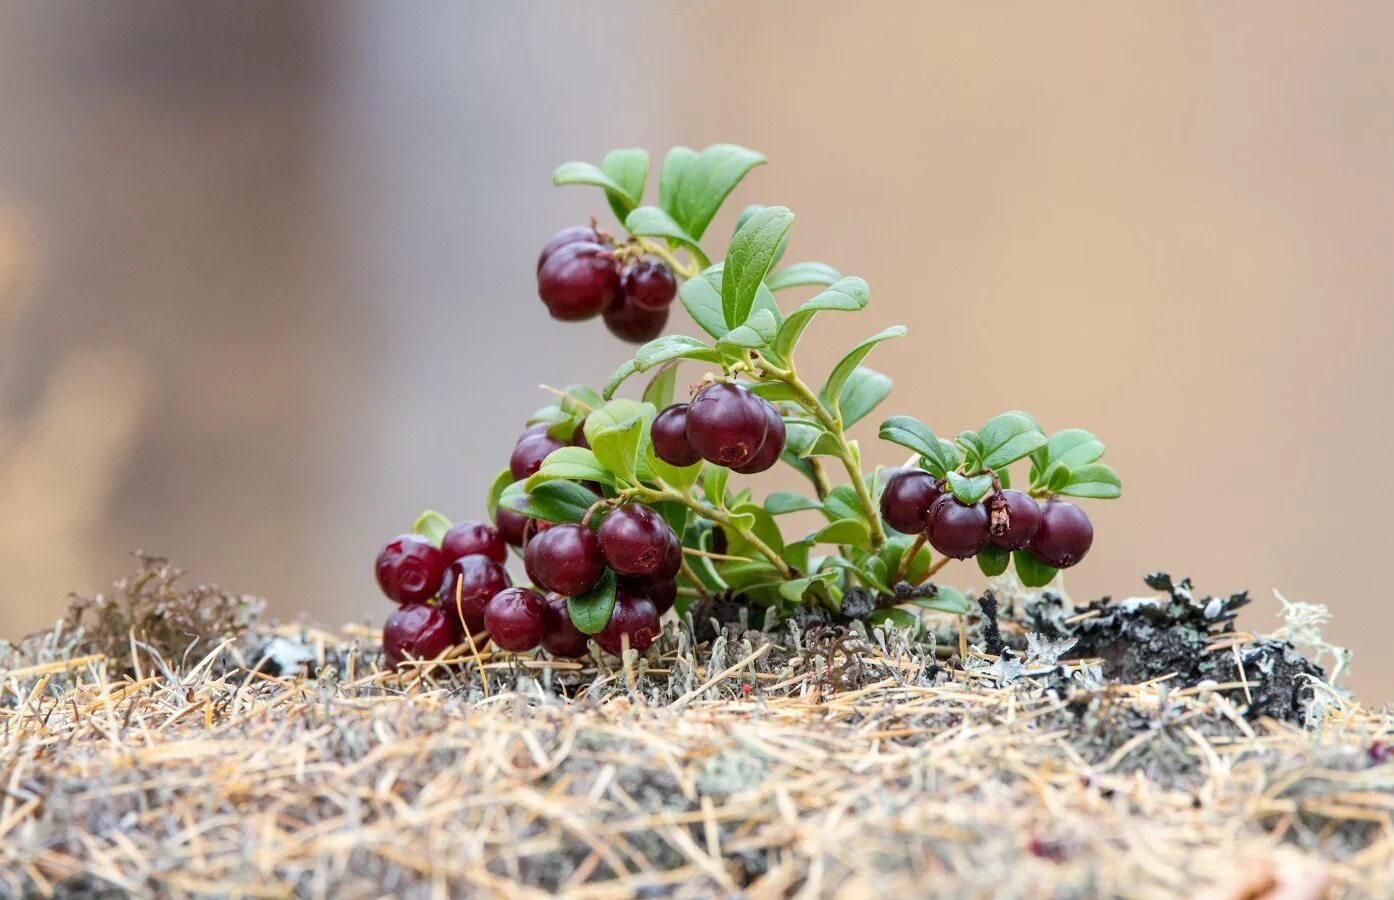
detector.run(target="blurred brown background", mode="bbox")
[1,3,1391,700]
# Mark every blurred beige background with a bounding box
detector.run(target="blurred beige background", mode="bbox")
[1,2,1391,700]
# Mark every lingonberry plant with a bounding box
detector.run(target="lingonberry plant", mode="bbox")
[372,143,1122,668]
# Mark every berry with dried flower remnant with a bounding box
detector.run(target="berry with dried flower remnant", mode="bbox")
[375,535,447,604]
[382,603,458,669]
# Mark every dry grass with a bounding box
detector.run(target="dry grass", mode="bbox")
[2,615,1392,899]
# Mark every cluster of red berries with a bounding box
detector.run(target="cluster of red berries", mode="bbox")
[880,470,1094,569]
[652,382,786,473]
[536,225,677,343]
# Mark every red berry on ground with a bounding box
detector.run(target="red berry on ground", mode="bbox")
[987,489,1043,550]
[495,506,529,547]
[382,603,459,669]
[1028,500,1094,568]
[483,587,550,652]
[595,586,661,655]
[537,241,619,321]
[440,554,511,637]
[524,523,606,596]
[441,521,506,564]
[541,593,591,659]
[880,469,943,535]
[652,404,701,467]
[730,397,785,474]
[602,292,669,343]
[925,495,991,559]
[375,535,448,604]
[510,427,564,481]
[597,504,675,577]
[686,383,769,468]
[538,224,607,274]
[620,258,677,311]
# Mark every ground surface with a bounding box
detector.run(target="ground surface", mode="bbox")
[1,561,1392,898]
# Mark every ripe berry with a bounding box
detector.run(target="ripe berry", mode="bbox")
[649,528,683,582]
[495,506,530,547]
[541,593,591,658]
[731,398,785,474]
[620,258,677,311]
[603,292,669,343]
[652,404,701,467]
[880,470,943,534]
[483,587,550,652]
[524,523,606,596]
[571,418,590,449]
[382,603,458,669]
[537,241,619,321]
[637,578,677,615]
[597,504,675,577]
[510,426,564,481]
[987,489,1043,550]
[1028,500,1094,568]
[440,554,511,637]
[595,586,661,655]
[441,521,506,564]
[925,495,991,559]
[686,383,768,468]
[537,224,606,274]
[375,535,447,604]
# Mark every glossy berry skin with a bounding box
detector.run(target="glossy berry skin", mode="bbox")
[375,535,448,604]
[652,404,701,467]
[648,529,683,582]
[495,506,530,547]
[597,504,675,577]
[686,383,769,468]
[730,398,786,474]
[441,521,506,564]
[987,489,1043,550]
[595,586,661,655]
[382,603,458,669]
[483,587,550,652]
[602,292,668,343]
[880,470,943,534]
[925,495,991,559]
[636,578,677,615]
[571,418,590,449]
[541,594,591,658]
[621,258,677,311]
[524,523,606,596]
[1028,500,1094,568]
[537,241,619,321]
[510,426,564,481]
[439,554,511,637]
[537,224,606,274]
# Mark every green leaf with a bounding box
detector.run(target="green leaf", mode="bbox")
[820,555,891,594]
[977,412,1047,470]
[977,543,1011,577]
[784,420,840,458]
[1045,464,1072,493]
[820,327,907,421]
[486,468,512,522]
[634,335,724,372]
[717,308,779,353]
[821,485,864,523]
[808,518,871,548]
[836,367,892,429]
[701,464,728,507]
[772,277,870,361]
[1014,551,1058,588]
[746,381,801,403]
[717,559,784,593]
[727,502,785,558]
[498,480,597,524]
[765,262,842,291]
[877,416,959,478]
[623,206,708,268]
[879,535,933,585]
[735,205,790,268]
[412,509,452,546]
[552,160,637,208]
[584,399,652,484]
[909,586,970,616]
[765,491,822,515]
[1057,463,1122,499]
[778,570,838,605]
[600,148,648,221]
[1031,429,1105,480]
[866,608,921,635]
[678,266,784,341]
[568,569,616,635]
[525,446,614,489]
[645,437,702,493]
[722,206,795,329]
[642,362,679,409]
[660,143,766,240]
[946,471,994,504]
[602,359,639,400]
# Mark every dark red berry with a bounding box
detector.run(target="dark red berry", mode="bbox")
[541,594,591,658]
[595,586,661,655]
[375,535,447,604]
[496,506,529,547]
[730,398,785,474]
[925,495,991,559]
[537,224,606,274]
[637,578,677,615]
[524,523,606,596]
[880,470,943,534]
[441,521,506,564]
[382,603,458,669]
[571,418,590,449]
[537,241,619,321]
[483,587,549,652]
[652,404,701,467]
[602,292,668,343]
[510,427,564,481]
[621,258,677,311]
[648,529,683,582]
[686,383,768,468]
[1028,500,1093,568]
[987,489,1043,550]
[597,504,675,577]
[440,554,511,637]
